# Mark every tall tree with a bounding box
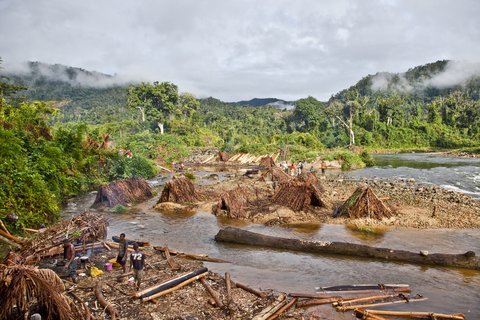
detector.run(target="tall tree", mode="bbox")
[127,82,178,133]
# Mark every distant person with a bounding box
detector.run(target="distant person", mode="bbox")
[298,161,304,175]
[63,239,78,282]
[130,243,145,290]
[290,163,296,176]
[309,166,315,173]
[321,160,327,175]
[116,233,128,273]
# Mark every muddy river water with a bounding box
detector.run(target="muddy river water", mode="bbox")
[65,154,480,319]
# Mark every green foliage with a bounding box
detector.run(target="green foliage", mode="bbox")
[107,153,157,180]
[110,204,128,213]
[360,151,375,167]
[183,172,195,181]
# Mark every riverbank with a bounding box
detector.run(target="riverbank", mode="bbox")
[172,163,480,229]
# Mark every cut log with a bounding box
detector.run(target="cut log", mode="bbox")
[267,297,297,320]
[163,246,181,271]
[364,310,465,320]
[153,246,227,263]
[215,227,480,270]
[353,310,389,320]
[336,296,427,311]
[296,297,341,308]
[136,267,208,298]
[94,281,119,320]
[320,284,409,291]
[200,278,224,308]
[232,280,267,298]
[225,272,233,305]
[253,294,286,320]
[142,272,208,302]
[333,293,405,306]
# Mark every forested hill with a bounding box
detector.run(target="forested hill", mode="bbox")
[332,60,480,102]
[1,62,134,123]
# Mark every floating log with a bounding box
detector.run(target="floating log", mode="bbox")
[136,267,208,299]
[253,294,286,320]
[94,281,119,320]
[111,235,150,247]
[362,310,465,320]
[215,227,480,270]
[200,278,224,308]
[142,272,208,302]
[336,296,427,311]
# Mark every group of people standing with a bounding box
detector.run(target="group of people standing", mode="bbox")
[280,159,327,176]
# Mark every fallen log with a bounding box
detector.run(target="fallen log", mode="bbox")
[320,284,409,291]
[142,272,208,302]
[253,294,286,320]
[267,297,297,320]
[163,246,181,271]
[333,293,406,306]
[200,278,224,308]
[225,272,233,305]
[136,267,208,299]
[363,310,465,320]
[215,227,480,270]
[336,296,427,311]
[233,280,267,298]
[353,310,389,320]
[320,287,411,294]
[94,281,119,320]
[296,297,340,308]
[153,246,227,263]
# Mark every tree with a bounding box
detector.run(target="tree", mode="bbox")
[290,96,323,132]
[127,82,178,134]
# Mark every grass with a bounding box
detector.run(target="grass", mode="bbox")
[346,221,389,236]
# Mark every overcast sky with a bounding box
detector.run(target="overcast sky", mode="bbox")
[1,0,479,101]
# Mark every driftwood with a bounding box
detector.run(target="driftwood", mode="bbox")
[94,281,119,320]
[359,310,465,320]
[215,227,480,270]
[334,186,392,219]
[159,176,201,203]
[200,278,224,308]
[92,177,152,208]
[253,294,286,320]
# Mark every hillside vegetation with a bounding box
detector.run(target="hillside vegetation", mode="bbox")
[1,59,479,228]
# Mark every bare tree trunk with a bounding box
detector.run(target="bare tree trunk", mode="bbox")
[137,106,145,122]
[158,122,164,134]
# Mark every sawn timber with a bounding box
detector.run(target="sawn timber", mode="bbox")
[215,227,480,270]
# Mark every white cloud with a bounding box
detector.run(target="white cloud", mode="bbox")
[1,0,479,100]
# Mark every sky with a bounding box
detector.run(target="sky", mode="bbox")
[1,0,479,101]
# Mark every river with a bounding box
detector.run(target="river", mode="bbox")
[65,153,479,319]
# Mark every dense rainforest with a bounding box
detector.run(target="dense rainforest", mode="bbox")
[1,59,479,229]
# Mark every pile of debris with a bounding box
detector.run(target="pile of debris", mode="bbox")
[272,173,329,211]
[158,176,202,204]
[92,177,153,208]
[334,186,393,219]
